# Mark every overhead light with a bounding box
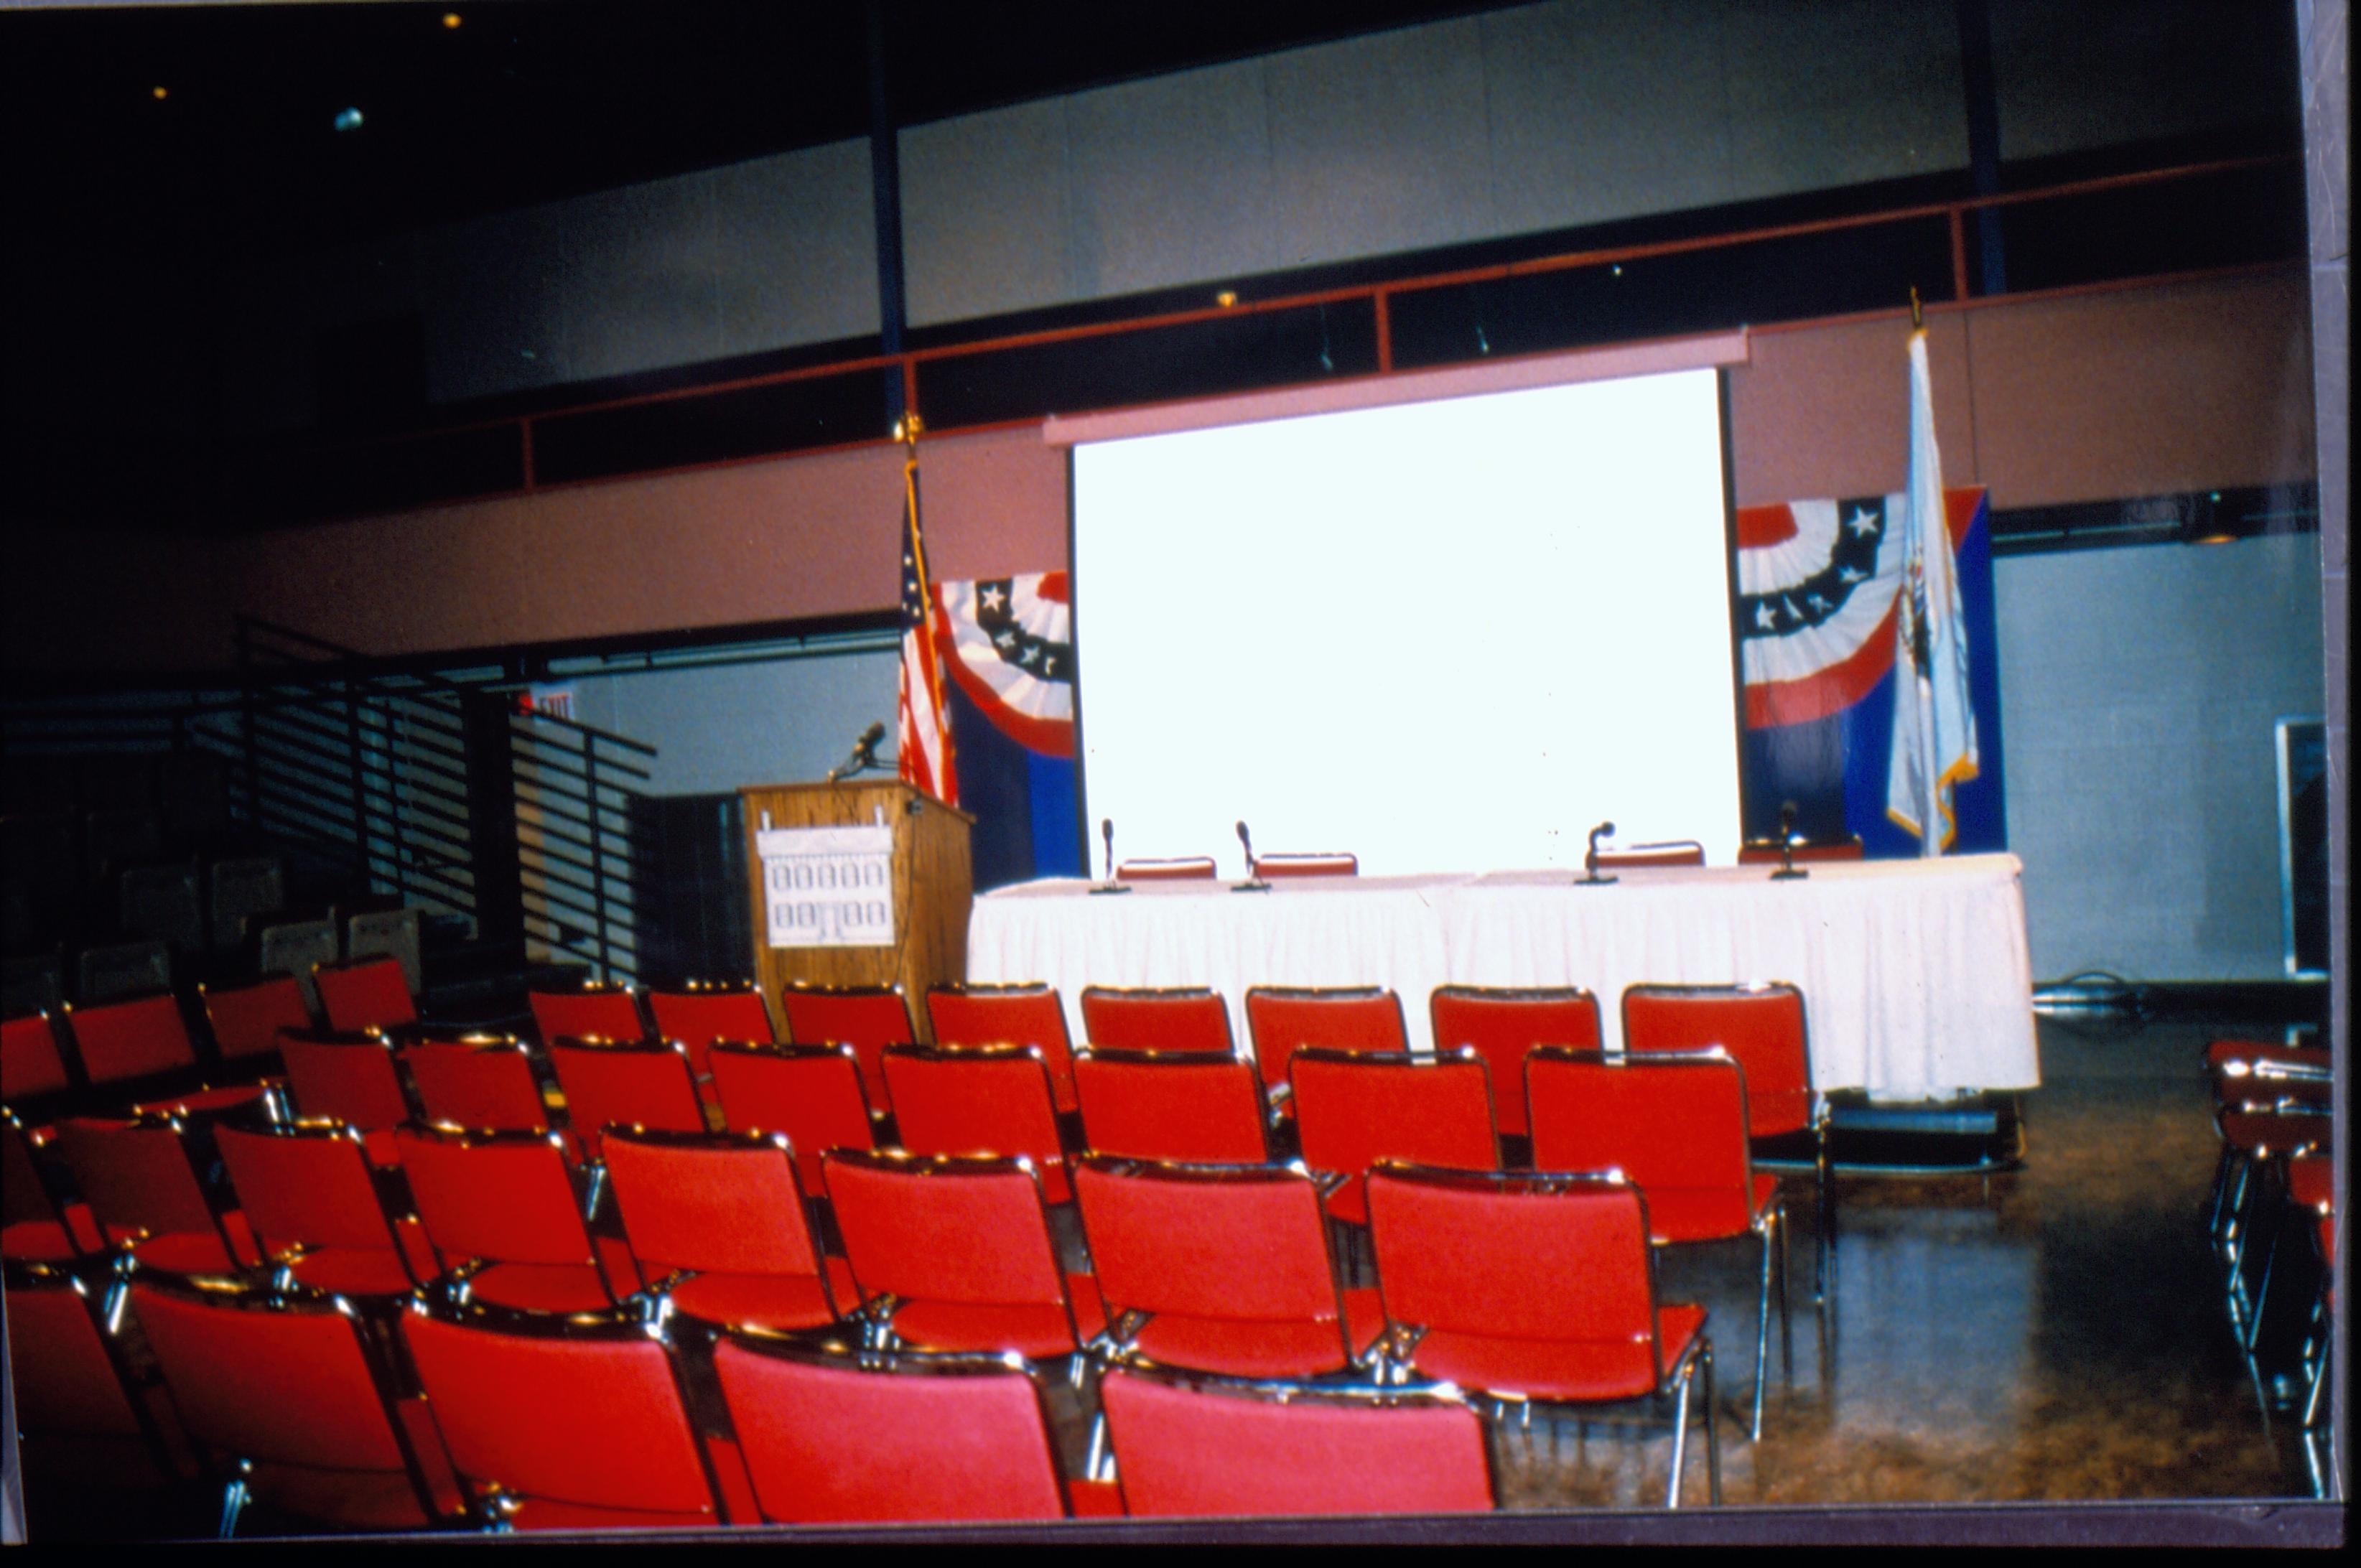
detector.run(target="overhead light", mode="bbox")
[334,106,365,133]
[442,11,464,28]
[151,85,168,101]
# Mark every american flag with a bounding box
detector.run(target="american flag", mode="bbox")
[896,451,959,805]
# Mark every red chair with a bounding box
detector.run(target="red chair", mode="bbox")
[392,1125,625,1312]
[52,1113,261,1276]
[131,1275,457,1535]
[1114,857,1218,881]
[1527,1046,1786,1439]
[1288,1047,1497,1227]
[6,1258,190,1495]
[217,1118,429,1299]
[709,1040,882,1194]
[4,1108,105,1262]
[1244,986,1407,1112]
[1624,981,1829,1294]
[3,1008,77,1103]
[1593,841,1705,869]
[1079,985,1236,1055]
[713,1336,1113,1523]
[604,1127,852,1334]
[1737,835,1864,864]
[1252,852,1359,878]
[1075,1157,1381,1380]
[315,953,418,1032]
[1430,985,1603,1142]
[824,1148,1105,1362]
[1366,1162,1720,1508]
[1073,1047,1270,1165]
[1098,1362,1494,1518]
[397,1031,568,1151]
[198,974,313,1065]
[647,981,776,1078]
[402,1298,737,1531]
[927,982,1079,1115]
[883,1042,1073,1203]
[526,980,648,1047]
[278,1027,414,1167]
[779,983,915,1114]
[544,1036,706,1158]
[59,991,199,1087]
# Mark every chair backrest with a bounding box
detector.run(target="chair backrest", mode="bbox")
[217,1118,413,1272]
[315,953,418,1032]
[257,918,339,1016]
[1737,836,1864,864]
[1366,1164,1666,1398]
[824,1149,1071,1320]
[707,1041,876,1192]
[1073,1047,1270,1164]
[279,1027,414,1132]
[713,1338,1075,1523]
[398,1033,552,1135]
[1075,1157,1350,1346]
[131,1276,440,1527]
[1525,1047,1757,1241]
[5,1107,68,1234]
[1592,841,1706,869]
[1244,986,1407,1094]
[392,1125,597,1274]
[1099,1364,1494,1518]
[1429,985,1602,1139]
[1289,1048,1498,1223]
[602,1128,828,1289]
[926,984,1077,1114]
[544,1037,705,1154]
[6,1259,177,1475]
[345,906,422,997]
[401,1301,724,1529]
[1079,986,1235,1055]
[53,1114,242,1271]
[119,862,205,958]
[646,982,776,1075]
[200,973,313,1063]
[75,938,172,1005]
[1114,857,1218,881]
[779,984,914,1112]
[206,854,286,952]
[881,1044,1068,1200]
[528,983,648,1047]
[62,991,197,1086]
[1252,852,1359,878]
[1621,982,1813,1138]
[2,1008,76,1101]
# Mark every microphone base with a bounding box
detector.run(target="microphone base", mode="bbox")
[1771,867,1810,881]
[1231,880,1274,893]
[1574,872,1619,886]
[1089,882,1133,895]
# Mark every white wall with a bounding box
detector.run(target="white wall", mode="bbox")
[1996,533,2325,981]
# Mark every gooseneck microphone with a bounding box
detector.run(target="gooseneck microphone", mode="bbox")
[1771,800,1808,880]
[826,721,889,783]
[1089,816,1130,893]
[1578,820,1619,885]
[1232,819,1272,892]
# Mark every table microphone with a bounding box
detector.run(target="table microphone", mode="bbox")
[826,721,888,783]
[1771,800,1808,880]
[1233,818,1271,892]
[1091,816,1130,894]
[1578,820,1618,885]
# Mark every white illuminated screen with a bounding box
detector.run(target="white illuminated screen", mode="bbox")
[1071,370,1742,875]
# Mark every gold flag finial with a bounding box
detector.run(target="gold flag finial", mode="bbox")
[1909,286,1924,331]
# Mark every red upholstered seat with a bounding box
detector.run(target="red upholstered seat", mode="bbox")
[527,982,649,1047]
[928,983,1079,1114]
[1079,986,1236,1055]
[1075,1156,1380,1379]
[779,984,915,1114]
[647,983,776,1078]
[396,1032,573,1154]
[6,1258,188,1490]
[1737,835,1864,863]
[1113,857,1218,881]
[61,991,199,1086]
[1244,986,1407,1111]
[1430,984,1602,1140]
[1289,1047,1497,1226]
[544,1036,705,1158]
[217,1118,427,1298]
[825,1148,1103,1360]
[714,1337,1085,1523]
[4,1109,106,1263]
[53,1113,261,1275]
[883,1042,1073,1203]
[1593,841,1705,869]
[1251,851,1359,878]
[1366,1162,1720,1508]
[709,1040,880,1193]
[604,1127,849,1334]
[1074,1047,1270,1165]
[403,1300,730,1530]
[199,974,313,1063]
[1098,1363,1494,1518]
[3,1009,75,1102]
[314,954,417,1033]
[393,1125,622,1312]
[277,1027,411,1167]
[131,1276,456,1534]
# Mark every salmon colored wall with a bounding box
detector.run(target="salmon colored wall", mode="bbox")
[0,269,2313,678]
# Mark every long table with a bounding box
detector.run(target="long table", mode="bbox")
[965,853,2041,1101]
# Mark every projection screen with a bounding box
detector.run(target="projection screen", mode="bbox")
[1070,369,1742,876]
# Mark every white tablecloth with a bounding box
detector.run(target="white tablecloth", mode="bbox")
[967,854,2039,1100]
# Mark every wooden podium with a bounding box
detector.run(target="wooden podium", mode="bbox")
[738,780,974,1042]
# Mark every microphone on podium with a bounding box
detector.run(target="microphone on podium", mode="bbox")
[826,721,888,783]
[1771,800,1808,880]
[1091,816,1130,894]
[1578,820,1619,885]
[1232,819,1272,892]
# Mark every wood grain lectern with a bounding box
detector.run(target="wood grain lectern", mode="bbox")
[738,780,974,1043]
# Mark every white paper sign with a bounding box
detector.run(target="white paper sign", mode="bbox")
[757,823,895,948]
